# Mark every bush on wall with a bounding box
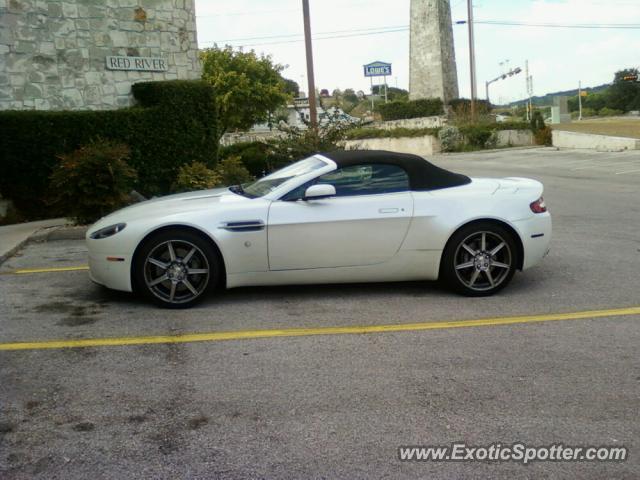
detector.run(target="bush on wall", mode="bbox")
[377,98,444,121]
[172,161,222,193]
[448,98,492,115]
[218,141,272,177]
[0,80,217,218]
[49,139,137,224]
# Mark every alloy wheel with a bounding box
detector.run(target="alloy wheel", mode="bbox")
[453,231,513,292]
[143,240,210,304]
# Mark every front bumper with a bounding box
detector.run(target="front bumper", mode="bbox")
[87,231,134,292]
[88,252,133,292]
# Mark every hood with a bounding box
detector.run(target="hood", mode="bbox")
[93,187,241,228]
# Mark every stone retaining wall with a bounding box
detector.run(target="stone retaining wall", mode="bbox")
[552,130,640,151]
[0,0,200,111]
[343,129,532,156]
[344,136,442,156]
[376,116,446,130]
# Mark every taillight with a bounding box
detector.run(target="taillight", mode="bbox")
[530,196,547,214]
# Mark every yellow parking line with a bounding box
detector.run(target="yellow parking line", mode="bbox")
[1,306,639,352]
[2,265,89,275]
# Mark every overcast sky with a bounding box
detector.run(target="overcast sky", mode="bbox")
[195,0,640,104]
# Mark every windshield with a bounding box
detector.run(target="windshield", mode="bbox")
[238,156,328,198]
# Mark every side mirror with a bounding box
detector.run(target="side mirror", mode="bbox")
[303,184,336,200]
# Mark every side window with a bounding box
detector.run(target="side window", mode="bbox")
[281,163,409,201]
[317,164,409,197]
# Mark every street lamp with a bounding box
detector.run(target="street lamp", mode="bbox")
[485,67,522,104]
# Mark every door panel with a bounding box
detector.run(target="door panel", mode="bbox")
[267,193,413,270]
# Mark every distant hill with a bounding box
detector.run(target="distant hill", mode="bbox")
[509,83,610,107]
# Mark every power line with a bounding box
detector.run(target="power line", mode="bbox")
[195,0,390,19]
[201,25,410,45]
[459,20,640,29]
[202,19,640,49]
[202,27,410,48]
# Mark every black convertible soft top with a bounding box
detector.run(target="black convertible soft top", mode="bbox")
[320,150,471,191]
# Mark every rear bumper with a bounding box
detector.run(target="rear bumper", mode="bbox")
[513,213,552,270]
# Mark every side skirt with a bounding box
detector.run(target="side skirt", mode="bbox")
[225,250,442,289]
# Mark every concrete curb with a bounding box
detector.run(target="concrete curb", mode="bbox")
[437,145,546,156]
[29,225,88,243]
[0,224,87,266]
[0,219,71,266]
[0,238,28,266]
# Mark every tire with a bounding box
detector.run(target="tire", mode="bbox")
[440,222,518,297]
[133,229,220,308]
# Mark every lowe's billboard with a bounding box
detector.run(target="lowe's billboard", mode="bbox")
[363,61,392,77]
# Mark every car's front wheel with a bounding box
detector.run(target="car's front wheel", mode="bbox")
[133,229,219,308]
[441,222,518,296]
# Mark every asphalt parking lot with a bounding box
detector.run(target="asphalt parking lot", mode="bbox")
[1,147,639,479]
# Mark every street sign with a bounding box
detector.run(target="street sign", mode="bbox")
[105,56,168,72]
[363,61,392,77]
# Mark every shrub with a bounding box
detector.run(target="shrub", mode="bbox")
[486,130,499,149]
[214,156,254,186]
[534,126,553,146]
[448,98,492,115]
[438,126,463,152]
[377,98,444,121]
[218,141,271,177]
[459,125,494,148]
[49,139,137,224]
[173,161,221,193]
[530,110,546,132]
[598,107,624,116]
[264,121,350,172]
[492,121,531,131]
[0,80,217,218]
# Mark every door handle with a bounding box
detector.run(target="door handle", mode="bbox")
[378,208,399,214]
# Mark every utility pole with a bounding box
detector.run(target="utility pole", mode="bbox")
[302,0,318,132]
[467,0,477,121]
[384,77,388,103]
[578,80,583,121]
[525,60,533,121]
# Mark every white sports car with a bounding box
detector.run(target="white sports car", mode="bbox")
[87,150,551,308]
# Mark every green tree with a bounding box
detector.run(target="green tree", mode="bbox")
[607,68,640,112]
[200,46,291,151]
[371,85,409,101]
[282,78,300,98]
[343,89,359,104]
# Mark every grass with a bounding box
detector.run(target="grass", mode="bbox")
[552,117,640,139]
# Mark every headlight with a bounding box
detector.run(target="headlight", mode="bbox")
[89,223,127,240]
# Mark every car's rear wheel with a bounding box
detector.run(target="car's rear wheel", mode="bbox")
[133,230,219,308]
[441,222,518,296]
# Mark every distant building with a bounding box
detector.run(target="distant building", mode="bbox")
[280,99,359,130]
[0,0,200,111]
[247,98,359,136]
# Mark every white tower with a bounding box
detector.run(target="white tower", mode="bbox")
[409,0,459,103]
